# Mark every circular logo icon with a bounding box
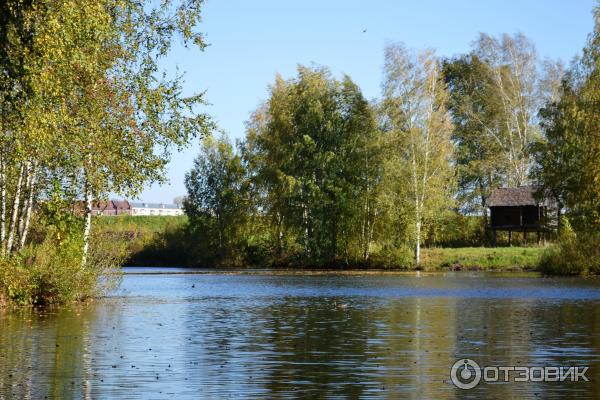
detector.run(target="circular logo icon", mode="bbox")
[450,359,481,389]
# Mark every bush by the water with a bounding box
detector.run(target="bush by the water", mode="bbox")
[538,229,600,275]
[0,232,124,306]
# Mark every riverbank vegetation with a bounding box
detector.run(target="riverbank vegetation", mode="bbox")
[151,7,598,273]
[1,2,599,308]
[0,0,211,305]
[112,215,543,270]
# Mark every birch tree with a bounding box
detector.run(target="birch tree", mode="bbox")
[0,0,211,263]
[444,34,564,230]
[381,43,454,266]
[244,66,379,266]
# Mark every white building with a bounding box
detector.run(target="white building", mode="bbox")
[129,202,184,216]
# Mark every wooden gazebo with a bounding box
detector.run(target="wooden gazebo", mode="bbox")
[487,186,557,246]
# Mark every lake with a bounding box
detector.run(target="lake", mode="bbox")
[1,270,600,399]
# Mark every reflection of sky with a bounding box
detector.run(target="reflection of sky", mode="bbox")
[115,273,600,300]
[137,0,597,202]
[1,274,600,398]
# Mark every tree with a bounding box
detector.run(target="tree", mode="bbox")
[443,54,508,231]
[173,196,186,207]
[244,66,379,266]
[380,43,455,266]
[184,134,250,266]
[443,33,564,234]
[0,0,212,264]
[471,33,541,187]
[533,6,600,231]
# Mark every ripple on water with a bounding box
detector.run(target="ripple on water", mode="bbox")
[1,273,600,398]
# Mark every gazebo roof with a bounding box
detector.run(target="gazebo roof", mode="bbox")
[488,186,541,207]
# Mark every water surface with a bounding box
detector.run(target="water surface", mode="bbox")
[1,271,600,399]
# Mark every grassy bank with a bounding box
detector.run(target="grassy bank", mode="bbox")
[93,215,187,234]
[420,247,545,271]
[93,215,187,266]
[94,216,547,271]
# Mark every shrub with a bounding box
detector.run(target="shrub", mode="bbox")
[0,231,124,306]
[538,220,600,275]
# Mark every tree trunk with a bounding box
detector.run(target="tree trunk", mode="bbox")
[363,197,371,261]
[366,207,376,262]
[276,211,284,258]
[415,219,421,267]
[302,200,310,258]
[0,153,6,255]
[17,162,32,240]
[6,163,25,254]
[81,180,93,267]
[18,164,37,250]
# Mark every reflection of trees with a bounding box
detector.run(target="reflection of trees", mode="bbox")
[371,297,458,400]
[451,298,536,398]
[527,301,600,396]
[0,305,95,399]
[3,278,600,399]
[258,298,371,398]
[451,298,600,398]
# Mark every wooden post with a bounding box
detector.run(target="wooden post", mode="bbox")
[537,230,540,245]
[524,231,527,243]
[519,206,523,228]
[508,231,512,246]
[492,229,497,247]
[543,231,547,246]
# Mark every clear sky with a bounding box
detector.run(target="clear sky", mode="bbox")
[138,0,597,203]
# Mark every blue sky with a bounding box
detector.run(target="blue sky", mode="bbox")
[139,0,597,203]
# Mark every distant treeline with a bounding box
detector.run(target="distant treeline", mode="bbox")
[155,11,600,270]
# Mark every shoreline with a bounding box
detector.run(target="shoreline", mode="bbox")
[122,266,542,276]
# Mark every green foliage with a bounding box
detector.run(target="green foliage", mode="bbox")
[379,43,455,265]
[442,54,507,217]
[533,7,600,232]
[244,66,380,266]
[94,215,188,234]
[0,0,209,303]
[184,134,252,267]
[537,217,598,275]
[538,232,600,275]
[92,215,188,266]
[425,212,485,247]
[0,230,124,306]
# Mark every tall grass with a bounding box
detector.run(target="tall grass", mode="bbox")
[0,231,124,306]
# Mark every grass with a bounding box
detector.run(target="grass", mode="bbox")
[93,215,187,234]
[92,216,189,266]
[421,246,545,271]
[93,216,547,271]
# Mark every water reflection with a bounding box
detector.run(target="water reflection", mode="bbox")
[1,273,600,398]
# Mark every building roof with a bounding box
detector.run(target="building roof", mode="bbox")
[92,200,114,211]
[113,200,130,210]
[130,202,181,210]
[488,186,547,207]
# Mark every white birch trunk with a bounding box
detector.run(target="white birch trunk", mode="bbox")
[0,154,6,255]
[415,219,421,267]
[82,179,93,267]
[6,163,25,254]
[18,164,37,250]
[17,162,32,240]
